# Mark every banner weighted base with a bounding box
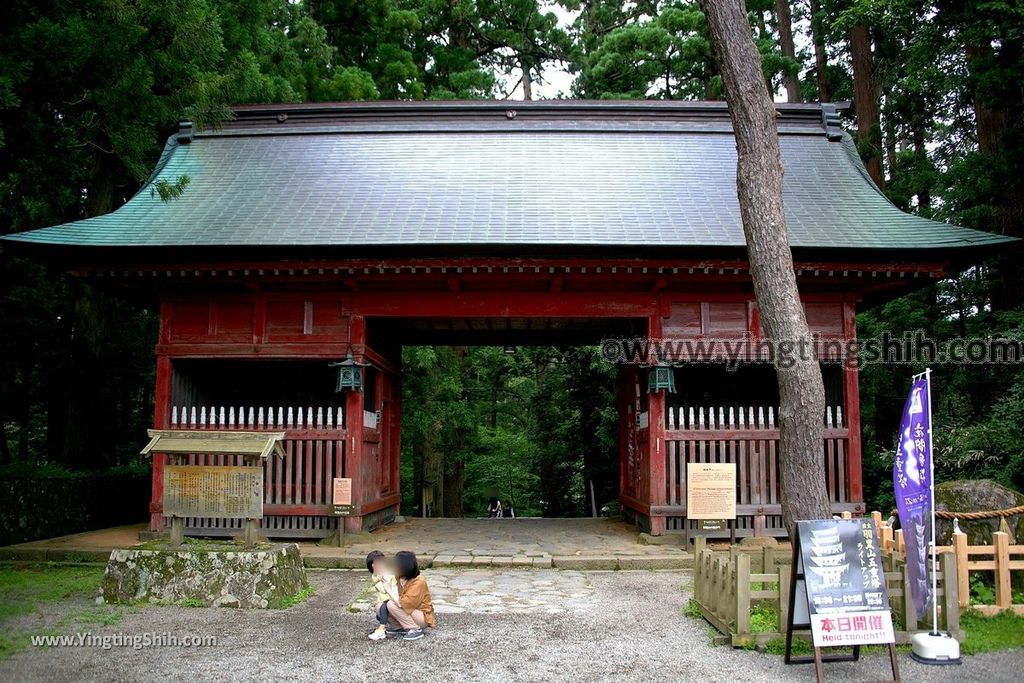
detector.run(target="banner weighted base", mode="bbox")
[910,631,961,665]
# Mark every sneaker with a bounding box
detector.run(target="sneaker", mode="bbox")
[385,626,407,636]
[368,627,386,641]
[403,628,424,641]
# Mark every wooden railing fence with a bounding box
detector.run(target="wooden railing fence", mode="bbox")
[691,513,964,648]
[875,511,1024,617]
[164,404,347,537]
[663,405,853,536]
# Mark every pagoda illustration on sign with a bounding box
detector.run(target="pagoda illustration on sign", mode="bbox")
[807,525,849,587]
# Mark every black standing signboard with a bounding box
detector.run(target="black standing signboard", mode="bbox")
[785,519,900,682]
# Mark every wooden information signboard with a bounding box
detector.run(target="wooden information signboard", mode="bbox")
[686,463,736,543]
[331,477,355,547]
[164,465,263,519]
[785,519,899,682]
[687,463,736,519]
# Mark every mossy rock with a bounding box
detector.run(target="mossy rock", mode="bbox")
[101,542,307,609]
[934,479,1024,544]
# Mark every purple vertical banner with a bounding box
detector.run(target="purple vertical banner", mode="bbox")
[893,376,933,617]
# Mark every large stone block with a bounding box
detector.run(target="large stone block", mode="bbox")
[935,479,1024,544]
[101,543,307,609]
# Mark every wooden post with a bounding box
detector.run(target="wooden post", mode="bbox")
[881,525,894,555]
[753,513,766,537]
[169,515,184,548]
[993,531,1011,610]
[242,518,258,549]
[778,565,790,634]
[343,314,366,533]
[736,552,751,635]
[940,551,960,633]
[871,510,882,535]
[953,531,969,608]
[150,354,173,532]
[895,529,905,555]
[842,305,864,505]
[647,312,667,536]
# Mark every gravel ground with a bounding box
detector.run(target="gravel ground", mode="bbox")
[1,569,1020,683]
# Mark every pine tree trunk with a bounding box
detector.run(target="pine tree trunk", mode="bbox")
[521,56,533,101]
[809,0,830,101]
[850,24,884,188]
[911,112,931,211]
[698,0,830,534]
[775,0,801,102]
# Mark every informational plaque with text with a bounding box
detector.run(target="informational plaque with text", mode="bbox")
[164,465,263,519]
[332,477,353,506]
[686,463,736,520]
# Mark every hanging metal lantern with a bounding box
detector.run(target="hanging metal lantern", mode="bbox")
[330,352,369,392]
[647,362,677,394]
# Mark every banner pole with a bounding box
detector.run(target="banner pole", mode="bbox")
[925,367,939,635]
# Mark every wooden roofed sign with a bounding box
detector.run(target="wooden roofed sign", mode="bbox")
[141,430,285,522]
[140,429,286,460]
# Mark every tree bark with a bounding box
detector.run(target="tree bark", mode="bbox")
[966,41,1021,309]
[850,24,884,188]
[698,0,830,534]
[520,56,533,101]
[809,0,830,101]
[775,0,801,102]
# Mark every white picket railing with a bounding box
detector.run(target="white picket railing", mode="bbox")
[666,405,844,431]
[169,404,345,430]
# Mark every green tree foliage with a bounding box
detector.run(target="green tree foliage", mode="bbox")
[567,1,801,100]
[0,0,341,468]
[400,346,617,517]
[1,0,1022,514]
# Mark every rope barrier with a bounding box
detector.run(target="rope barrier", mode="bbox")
[888,505,1024,521]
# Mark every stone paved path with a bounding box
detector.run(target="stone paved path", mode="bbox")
[349,569,597,615]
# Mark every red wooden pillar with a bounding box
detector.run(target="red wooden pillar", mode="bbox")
[618,367,629,506]
[149,354,172,531]
[389,372,402,504]
[647,312,667,535]
[843,301,864,505]
[344,314,367,532]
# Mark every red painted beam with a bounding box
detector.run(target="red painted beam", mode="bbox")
[351,290,657,318]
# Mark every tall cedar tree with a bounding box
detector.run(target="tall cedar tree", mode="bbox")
[697,0,830,531]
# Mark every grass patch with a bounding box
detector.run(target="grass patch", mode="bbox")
[961,609,1024,655]
[750,602,779,633]
[0,565,103,620]
[762,636,813,656]
[0,564,125,660]
[176,598,207,608]
[278,584,316,609]
[683,598,703,619]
